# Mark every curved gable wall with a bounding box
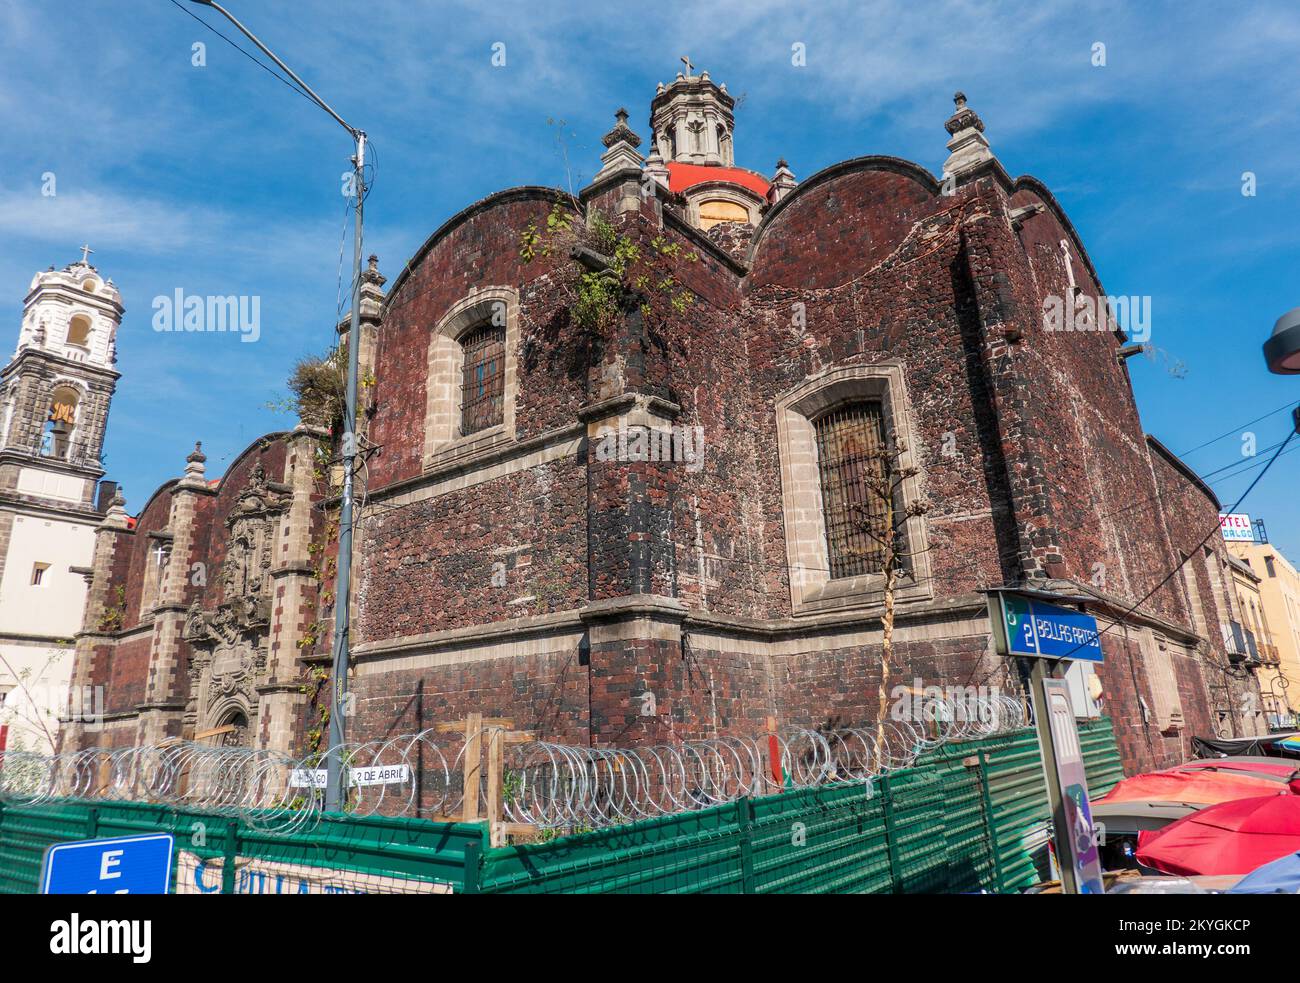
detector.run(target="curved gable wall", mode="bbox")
[369,190,585,488]
[748,158,941,291]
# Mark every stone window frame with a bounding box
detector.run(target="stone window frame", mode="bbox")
[1141,628,1185,734]
[422,286,520,468]
[775,361,933,616]
[684,185,762,228]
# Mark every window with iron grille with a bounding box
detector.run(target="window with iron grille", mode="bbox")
[814,400,899,579]
[459,323,506,436]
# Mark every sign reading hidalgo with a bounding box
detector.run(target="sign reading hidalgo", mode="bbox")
[1219,512,1255,543]
[176,851,452,895]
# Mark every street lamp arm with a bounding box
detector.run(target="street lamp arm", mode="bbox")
[188,0,366,812]
[189,0,361,140]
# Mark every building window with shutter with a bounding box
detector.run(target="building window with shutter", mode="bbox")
[774,362,933,615]
[459,323,506,436]
[423,286,520,466]
[813,400,900,580]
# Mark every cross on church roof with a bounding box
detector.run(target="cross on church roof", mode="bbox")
[680,55,693,77]
[78,244,93,265]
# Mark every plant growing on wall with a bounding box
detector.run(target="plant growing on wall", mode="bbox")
[850,437,931,745]
[97,584,126,632]
[519,204,699,352]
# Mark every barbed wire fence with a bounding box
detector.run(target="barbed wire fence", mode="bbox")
[0,693,1029,836]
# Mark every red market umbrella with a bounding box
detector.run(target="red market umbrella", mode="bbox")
[1136,794,1300,876]
[1097,769,1285,806]
[1173,759,1299,780]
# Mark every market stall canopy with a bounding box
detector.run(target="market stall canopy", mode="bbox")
[1192,731,1300,760]
[1097,769,1289,806]
[1136,795,1300,876]
[1174,757,1299,780]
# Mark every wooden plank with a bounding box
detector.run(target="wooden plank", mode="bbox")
[486,727,504,825]
[436,717,513,733]
[193,724,237,741]
[462,712,483,822]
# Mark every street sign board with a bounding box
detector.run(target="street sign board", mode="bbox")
[41,833,174,895]
[992,593,1102,663]
[987,588,1106,894]
[289,764,412,788]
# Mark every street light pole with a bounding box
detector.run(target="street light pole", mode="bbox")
[188,1,365,812]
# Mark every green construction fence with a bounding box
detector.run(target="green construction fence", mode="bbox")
[0,717,1121,894]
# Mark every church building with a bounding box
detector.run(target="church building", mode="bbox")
[63,70,1267,776]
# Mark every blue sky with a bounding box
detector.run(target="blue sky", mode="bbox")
[2,1,1297,558]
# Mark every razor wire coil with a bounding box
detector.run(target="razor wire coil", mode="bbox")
[0,692,1029,833]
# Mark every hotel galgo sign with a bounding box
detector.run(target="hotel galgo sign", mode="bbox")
[1219,512,1255,543]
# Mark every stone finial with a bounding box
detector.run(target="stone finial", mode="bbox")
[769,158,798,204]
[361,253,386,287]
[102,487,130,529]
[182,440,207,485]
[643,146,670,191]
[942,89,995,180]
[601,108,641,150]
[944,91,985,135]
[595,107,646,179]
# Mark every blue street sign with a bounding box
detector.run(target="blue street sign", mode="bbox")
[1002,595,1103,662]
[41,833,174,895]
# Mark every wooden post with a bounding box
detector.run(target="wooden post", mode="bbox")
[462,712,483,822]
[766,716,783,792]
[432,716,535,837]
[486,727,504,845]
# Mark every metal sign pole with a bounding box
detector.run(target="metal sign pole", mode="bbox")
[1029,658,1079,894]
[988,587,1106,894]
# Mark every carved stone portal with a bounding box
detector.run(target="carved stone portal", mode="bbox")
[183,464,289,743]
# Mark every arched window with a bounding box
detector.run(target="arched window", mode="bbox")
[423,286,520,465]
[43,385,80,460]
[813,400,894,579]
[67,314,92,348]
[460,323,506,436]
[697,198,751,229]
[775,362,932,614]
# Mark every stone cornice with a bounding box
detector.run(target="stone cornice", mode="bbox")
[0,493,102,522]
[357,420,585,506]
[0,347,120,384]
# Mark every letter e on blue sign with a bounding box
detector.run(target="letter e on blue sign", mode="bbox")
[41,833,174,894]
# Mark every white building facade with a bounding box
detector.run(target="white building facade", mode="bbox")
[0,250,120,753]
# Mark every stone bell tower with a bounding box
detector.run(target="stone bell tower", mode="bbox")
[0,248,121,754]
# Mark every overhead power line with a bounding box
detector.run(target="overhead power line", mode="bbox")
[165,0,320,109]
[1177,399,1296,457]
